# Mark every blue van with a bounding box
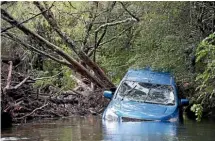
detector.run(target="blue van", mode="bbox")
[102,68,189,122]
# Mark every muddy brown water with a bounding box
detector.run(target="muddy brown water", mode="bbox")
[1,116,215,141]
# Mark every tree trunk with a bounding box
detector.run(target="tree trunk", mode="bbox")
[1,9,107,88]
[33,2,115,88]
[78,51,115,88]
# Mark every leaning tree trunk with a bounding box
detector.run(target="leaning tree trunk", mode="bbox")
[33,2,115,88]
[1,9,111,89]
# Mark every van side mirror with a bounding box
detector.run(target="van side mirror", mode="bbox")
[103,91,113,99]
[180,99,189,106]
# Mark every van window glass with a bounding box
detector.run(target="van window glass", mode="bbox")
[116,80,175,105]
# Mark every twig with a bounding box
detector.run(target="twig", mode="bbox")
[68,2,77,9]
[95,18,137,33]
[13,76,30,89]
[82,5,97,49]
[33,71,63,81]
[33,1,78,53]
[1,1,10,5]
[88,26,132,57]
[2,33,71,67]
[119,2,140,22]
[3,61,13,92]
[16,103,49,119]
[1,3,54,33]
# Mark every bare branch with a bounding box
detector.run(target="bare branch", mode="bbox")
[96,28,107,48]
[2,33,71,67]
[1,9,105,87]
[119,2,140,22]
[68,2,77,9]
[88,26,132,57]
[1,1,11,5]
[33,1,78,54]
[1,9,79,67]
[82,3,98,49]
[102,27,132,45]
[95,18,137,33]
[95,2,116,48]
[16,103,49,119]
[33,71,63,81]
[3,61,13,92]
[33,2,114,88]
[13,76,30,89]
[91,1,116,60]
[1,4,114,88]
[1,3,54,33]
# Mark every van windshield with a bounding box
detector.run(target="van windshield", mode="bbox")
[116,80,175,105]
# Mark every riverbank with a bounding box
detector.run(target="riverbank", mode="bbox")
[1,61,214,128]
[1,86,109,126]
[1,61,111,128]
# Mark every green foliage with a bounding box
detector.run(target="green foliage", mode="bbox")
[193,33,215,120]
[3,2,215,120]
[98,2,194,84]
[3,2,197,86]
[196,33,215,91]
[191,104,203,122]
[34,60,75,91]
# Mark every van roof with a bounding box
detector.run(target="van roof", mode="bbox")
[123,68,174,85]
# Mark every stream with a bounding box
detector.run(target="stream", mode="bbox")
[1,116,215,141]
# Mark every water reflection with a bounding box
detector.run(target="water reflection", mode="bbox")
[1,116,215,141]
[1,116,103,141]
[102,120,178,141]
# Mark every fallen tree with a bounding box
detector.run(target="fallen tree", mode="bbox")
[1,1,140,125]
[1,1,138,89]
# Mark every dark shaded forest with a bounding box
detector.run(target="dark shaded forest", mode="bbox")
[1,1,215,125]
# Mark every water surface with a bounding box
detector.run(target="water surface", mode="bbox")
[1,116,215,141]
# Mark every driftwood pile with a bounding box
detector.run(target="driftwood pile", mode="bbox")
[1,61,110,125]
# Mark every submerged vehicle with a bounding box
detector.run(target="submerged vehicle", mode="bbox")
[102,68,189,122]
